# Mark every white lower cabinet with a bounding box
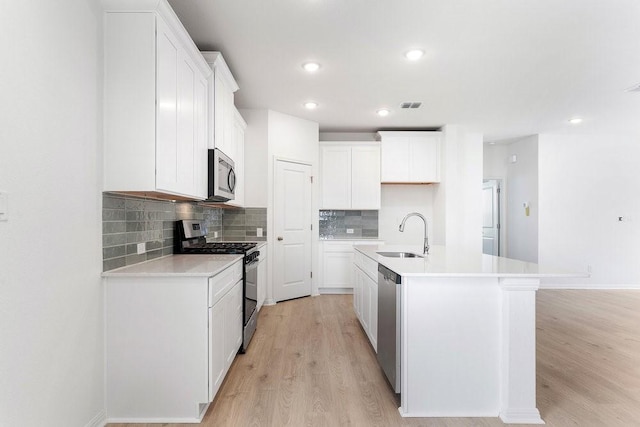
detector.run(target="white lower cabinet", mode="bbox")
[319,240,381,294]
[105,259,243,423]
[354,250,378,351]
[209,279,242,401]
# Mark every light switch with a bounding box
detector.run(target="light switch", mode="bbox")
[256,227,263,237]
[0,191,8,221]
[137,243,145,254]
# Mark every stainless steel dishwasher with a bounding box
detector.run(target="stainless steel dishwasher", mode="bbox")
[377,264,401,393]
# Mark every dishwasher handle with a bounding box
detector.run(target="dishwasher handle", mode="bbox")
[378,264,401,284]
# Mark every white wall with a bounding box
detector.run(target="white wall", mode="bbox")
[433,126,484,252]
[239,109,269,208]
[379,185,434,245]
[264,111,320,300]
[505,136,539,263]
[538,134,640,287]
[0,1,105,426]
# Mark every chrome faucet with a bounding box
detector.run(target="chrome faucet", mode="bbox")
[399,212,430,254]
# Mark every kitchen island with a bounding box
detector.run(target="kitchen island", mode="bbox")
[354,244,587,425]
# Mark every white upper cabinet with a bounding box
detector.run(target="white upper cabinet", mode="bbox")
[201,52,239,157]
[226,108,247,207]
[320,142,381,209]
[103,0,211,200]
[378,131,442,183]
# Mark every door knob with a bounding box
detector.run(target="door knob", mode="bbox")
[277,236,283,241]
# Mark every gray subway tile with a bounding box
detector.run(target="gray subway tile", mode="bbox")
[103,209,125,221]
[103,245,126,259]
[103,221,126,234]
[103,233,127,247]
[125,253,146,265]
[103,195,126,209]
[126,221,145,232]
[103,257,126,271]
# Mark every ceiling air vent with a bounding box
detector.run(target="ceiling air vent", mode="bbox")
[400,102,422,109]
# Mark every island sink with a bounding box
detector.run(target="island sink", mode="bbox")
[377,251,424,258]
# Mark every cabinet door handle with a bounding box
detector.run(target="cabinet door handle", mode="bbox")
[277,236,283,241]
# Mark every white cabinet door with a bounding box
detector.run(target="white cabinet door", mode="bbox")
[409,135,441,183]
[208,297,225,401]
[214,71,232,155]
[379,132,441,183]
[155,17,180,193]
[353,266,363,320]
[367,274,378,351]
[361,271,371,333]
[323,251,355,288]
[351,146,381,209]
[209,278,242,401]
[227,108,246,207]
[224,281,242,366]
[380,136,410,182]
[320,145,351,209]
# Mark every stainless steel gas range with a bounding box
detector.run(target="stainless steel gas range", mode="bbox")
[176,219,260,353]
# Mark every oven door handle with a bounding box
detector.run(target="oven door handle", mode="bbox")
[246,258,260,269]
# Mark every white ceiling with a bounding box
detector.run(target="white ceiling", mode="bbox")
[168,0,640,141]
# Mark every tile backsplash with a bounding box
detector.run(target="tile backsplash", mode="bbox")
[102,193,266,271]
[319,210,378,239]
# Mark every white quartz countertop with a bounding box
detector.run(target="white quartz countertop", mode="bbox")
[102,254,242,277]
[355,244,589,278]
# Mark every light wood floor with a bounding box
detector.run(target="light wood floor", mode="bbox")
[110,290,640,427]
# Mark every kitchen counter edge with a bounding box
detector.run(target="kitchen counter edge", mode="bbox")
[354,244,589,278]
[102,254,243,278]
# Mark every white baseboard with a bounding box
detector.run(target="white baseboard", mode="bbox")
[540,283,640,290]
[85,410,107,427]
[499,409,545,424]
[318,287,353,295]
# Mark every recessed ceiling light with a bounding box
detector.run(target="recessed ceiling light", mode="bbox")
[376,108,390,117]
[302,62,320,72]
[568,117,583,124]
[304,101,318,109]
[405,49,424,61]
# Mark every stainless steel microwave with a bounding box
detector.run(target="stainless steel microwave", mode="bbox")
[208,148,235,202]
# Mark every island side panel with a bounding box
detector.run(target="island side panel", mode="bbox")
[401,276,500,417]
[499,278,544,424]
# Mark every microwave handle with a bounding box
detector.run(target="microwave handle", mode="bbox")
[228,167,236,192]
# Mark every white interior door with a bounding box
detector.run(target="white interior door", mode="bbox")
[482,179,500,256]
[274,159,312,302]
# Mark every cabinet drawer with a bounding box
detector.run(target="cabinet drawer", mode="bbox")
[209,259,243,307]
[355,251,378,282]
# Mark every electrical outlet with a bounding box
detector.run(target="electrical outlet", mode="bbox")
[256,227,263,237]
[346,228,354,234]
[137,243,145,255]
[214,231,219,238]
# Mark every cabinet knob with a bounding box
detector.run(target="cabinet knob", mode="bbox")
[277,236,283,241]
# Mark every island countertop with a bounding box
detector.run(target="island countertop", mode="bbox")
[354,244,588,278]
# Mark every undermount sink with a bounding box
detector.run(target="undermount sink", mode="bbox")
[377,251,424,258]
